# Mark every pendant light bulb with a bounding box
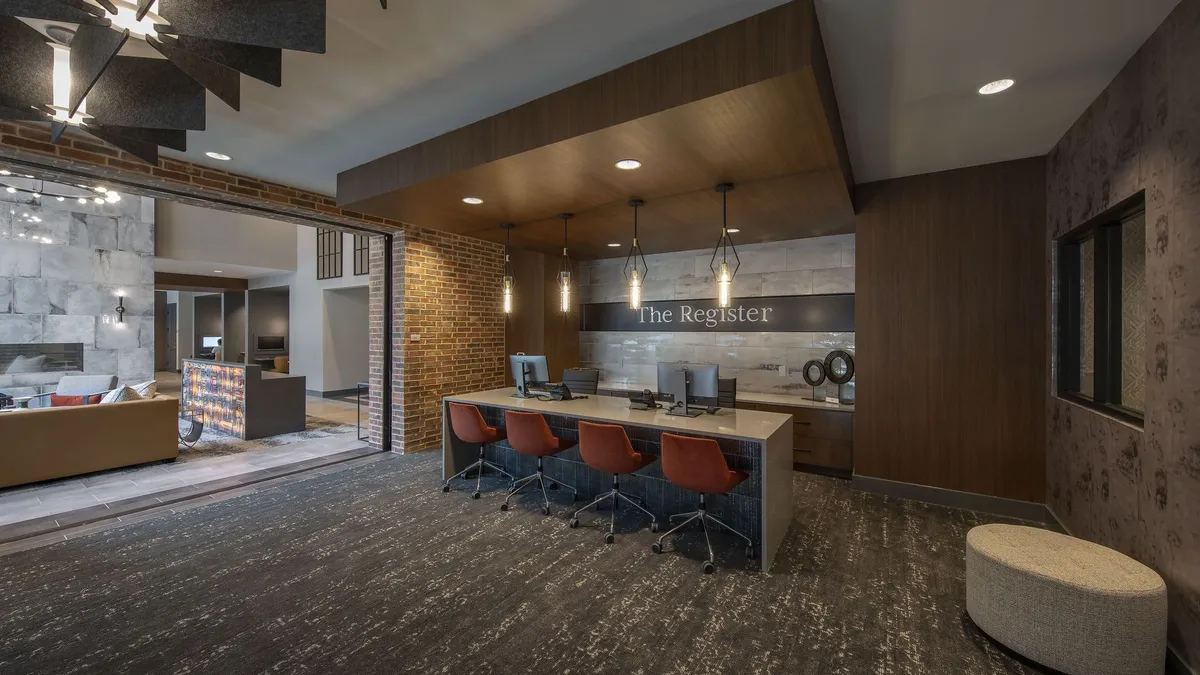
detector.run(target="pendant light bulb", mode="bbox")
[624,198,649,311]
[629,268,642,310]
[718,262,732,308]
[709,183,739,309]
[557,214,573,314]
[500,223,516,315]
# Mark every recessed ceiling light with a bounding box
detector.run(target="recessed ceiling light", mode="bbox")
[727,228,740,234]
[462,197,484,205]
[206,151,231,161]
[77,197,88,204]
[978,79,1014,95]
[93,197,104,204]
[95,186,108,192]
[615,159,642,170]
[4,187,14,193]
[607,242,621,247]
[56,196,65,201]
[213,270,223,273]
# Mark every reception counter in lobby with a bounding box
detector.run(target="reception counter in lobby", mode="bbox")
[181,359,307,440]
[443,388,794,571]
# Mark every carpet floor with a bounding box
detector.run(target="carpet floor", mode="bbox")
[178,414,357,461]
[0,452,1052,675]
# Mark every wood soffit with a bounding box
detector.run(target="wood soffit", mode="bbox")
[155,272,249,292]
[337,0,855,260]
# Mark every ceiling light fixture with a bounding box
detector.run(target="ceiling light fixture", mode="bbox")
[624,199,649,310]
[615,159,642,170]
[978,79,1014,95]
[500,223,516,315]
[558,213,574,314]
[462,197,484,205]
[607,243,621,247]
[4,187,14,193]
[213,270,223,273]
[709,183,740,309]
[205,152,232,161]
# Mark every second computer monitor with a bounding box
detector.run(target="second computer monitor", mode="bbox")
[656,362,719,404]
[511,354,550,395]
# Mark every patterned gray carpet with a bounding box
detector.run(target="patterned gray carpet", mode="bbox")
[178,414,356,461]
[0,452,1052,675]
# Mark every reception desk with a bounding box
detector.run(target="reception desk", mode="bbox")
[443,388,794,571]
[181,359,306,440]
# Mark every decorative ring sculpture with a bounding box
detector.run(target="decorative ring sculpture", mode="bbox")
[801,359,826,387]
[823,350,855,385]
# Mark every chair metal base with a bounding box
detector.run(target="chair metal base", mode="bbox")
[653,494,755,573]
[502,457,577,515]
[569,475,657,542]
[443,443,515,498]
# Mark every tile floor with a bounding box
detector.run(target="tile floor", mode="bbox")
[0,372,374,531]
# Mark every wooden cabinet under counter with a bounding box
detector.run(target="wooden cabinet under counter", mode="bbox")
[741,402,853,475]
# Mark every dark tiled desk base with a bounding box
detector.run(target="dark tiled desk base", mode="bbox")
[473,407,764,542]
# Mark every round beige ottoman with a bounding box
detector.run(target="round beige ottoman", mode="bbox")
[966,524,1167,675]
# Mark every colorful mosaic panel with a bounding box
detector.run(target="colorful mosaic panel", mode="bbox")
[181,360,247,438]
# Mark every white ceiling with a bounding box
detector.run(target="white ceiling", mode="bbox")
[162,0,789,194]
[814,0,1180,183]
[151,0,1180,193]
[154,258,290,280]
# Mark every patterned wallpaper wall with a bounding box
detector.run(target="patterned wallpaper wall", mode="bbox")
[0,177,155,400]
[578,234,854,400]
[1046,0,1199,667]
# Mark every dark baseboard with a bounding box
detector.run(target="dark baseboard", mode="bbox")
[305,388,361,399]
[850,475,1051,523]
[793,463,851,480]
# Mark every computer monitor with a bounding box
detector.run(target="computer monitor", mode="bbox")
[510,354,550,397]
[257,335,286,352]
[201,336,221,348]
[657,362,719,416]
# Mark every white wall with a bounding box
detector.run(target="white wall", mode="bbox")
[291,225,370,393]
[155,201,298,271]
[174,291,195,370]
[322,287,369,392]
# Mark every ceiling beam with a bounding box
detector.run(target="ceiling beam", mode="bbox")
[337,0,830,207]
[155,272,248,292]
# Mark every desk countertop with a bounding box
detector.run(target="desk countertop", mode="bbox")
[598,381,855,412]
[446,387,793,441]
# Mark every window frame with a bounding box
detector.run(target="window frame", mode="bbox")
[1055,191,1145,426]
[316,228,343,280]
[353,234,370,276]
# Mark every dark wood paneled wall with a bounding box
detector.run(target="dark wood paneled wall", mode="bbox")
[855,158,1047,503]
[502,248,578,383]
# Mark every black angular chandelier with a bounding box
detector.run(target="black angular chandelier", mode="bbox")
[623,198,648,310]
[0,0,330,164]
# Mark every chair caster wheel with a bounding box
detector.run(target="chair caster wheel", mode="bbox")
[746,547,757,560]
[568,518,579,528]
[441,485,450,493]
[702,561,715,575]
[650,522,659,533]
[651,543,662,554]
[541,506,551,516]
[471,491,481,500]
[604,533,615,544]
[500,503,509,511]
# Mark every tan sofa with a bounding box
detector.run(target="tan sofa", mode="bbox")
[0,395,180,489]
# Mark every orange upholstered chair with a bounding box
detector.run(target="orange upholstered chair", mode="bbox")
[442,402,514,499]
[500,411,579,515]
[568,421,658,543]
[653,432,754,573]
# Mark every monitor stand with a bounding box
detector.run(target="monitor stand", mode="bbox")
[665,372,703,418]
[512,363,536,398]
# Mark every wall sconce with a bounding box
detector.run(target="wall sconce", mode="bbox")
[115,290,126,324]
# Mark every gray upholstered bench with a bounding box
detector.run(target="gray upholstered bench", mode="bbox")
[966,524,1167,675]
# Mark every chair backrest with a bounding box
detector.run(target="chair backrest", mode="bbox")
[718,377,737,408]
[562,367,599,395]
[504,410,556,455]
[56,375,117,396]
[274,356,289,373]
[661,432,733,494]
[577,420,642,475]
[448,402,492,444]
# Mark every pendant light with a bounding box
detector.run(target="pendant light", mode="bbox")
[709,183,740,308]
[623,199,650,310]
[500,223,515,314]
[558,213,574,314]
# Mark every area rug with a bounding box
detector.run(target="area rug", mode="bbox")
[0,452,1053,675]
[177,414,356,462]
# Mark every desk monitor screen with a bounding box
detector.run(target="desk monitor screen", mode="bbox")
[656,362,719,405]
[257,335,286,352]
[510,354,550,396]
[201,336,221,349]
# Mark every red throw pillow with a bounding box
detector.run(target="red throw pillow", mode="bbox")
[50,394,103,407]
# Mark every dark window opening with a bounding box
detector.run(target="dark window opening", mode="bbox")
[317,228,343,280]
[354,234,370,276]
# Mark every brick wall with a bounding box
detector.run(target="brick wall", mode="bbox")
[399,229,506,452]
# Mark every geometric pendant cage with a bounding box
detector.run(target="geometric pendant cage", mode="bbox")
[0,0,350,164]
